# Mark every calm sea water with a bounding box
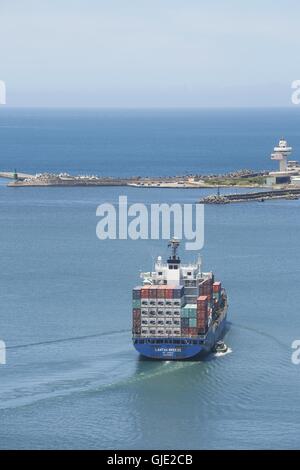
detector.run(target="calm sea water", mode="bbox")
[1,108,300,449]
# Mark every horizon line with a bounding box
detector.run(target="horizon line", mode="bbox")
[0,105,300,110]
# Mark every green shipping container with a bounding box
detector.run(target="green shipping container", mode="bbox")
[132,299,141,308]
[181,304,197,318]
[189,318,197,328]
[181,308,188,318]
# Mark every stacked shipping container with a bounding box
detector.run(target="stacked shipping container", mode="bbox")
[212,281,222,307]
[180,304,198,336]
[132,287,142,335]
[132,285,184,337]
[133,277,221,338]
[199,278,213,303]
[197,295,209,334]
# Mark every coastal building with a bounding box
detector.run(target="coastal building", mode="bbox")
[290,176,300,186]
[269,139,300,185]
[271,139,292,172]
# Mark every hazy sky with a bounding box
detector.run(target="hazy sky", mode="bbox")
[1,0,300,107]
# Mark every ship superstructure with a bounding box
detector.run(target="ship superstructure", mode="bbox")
[132,240,228,359]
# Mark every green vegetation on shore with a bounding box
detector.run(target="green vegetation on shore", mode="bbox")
[203,176,266,186]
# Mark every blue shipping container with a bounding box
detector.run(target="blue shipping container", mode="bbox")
[133,287,142,299]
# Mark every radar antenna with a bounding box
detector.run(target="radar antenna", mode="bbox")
[168,238,180,261]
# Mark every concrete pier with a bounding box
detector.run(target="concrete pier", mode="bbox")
[0,171,33,180]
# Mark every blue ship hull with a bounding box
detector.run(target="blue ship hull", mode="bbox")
[134,340,203,359]
[133,313,227,360]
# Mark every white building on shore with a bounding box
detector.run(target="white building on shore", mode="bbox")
[266,139,300,185]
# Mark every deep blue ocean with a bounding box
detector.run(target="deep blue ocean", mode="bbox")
[1,108,300,449]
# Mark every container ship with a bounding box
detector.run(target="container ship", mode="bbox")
[132,240,228,360]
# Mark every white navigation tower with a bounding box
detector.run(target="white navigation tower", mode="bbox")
[271,138,292,172]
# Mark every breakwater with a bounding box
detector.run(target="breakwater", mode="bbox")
[2,169,268,188]
[199,189,300,204]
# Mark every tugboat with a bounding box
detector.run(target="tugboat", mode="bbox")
[213,341,228,354]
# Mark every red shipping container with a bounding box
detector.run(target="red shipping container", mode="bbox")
[201,294,211,301]
[199,280,213,296]
[133,318,141,325]
[132,308,141,319]
[189,327,198,336]
[213,282,221,293]
[181,327,189,336]
[197,297,208,310]
[148,287,157,299]
[197,312,208,319]
[165,290,173,299]
[141,286,150,298]
[197,314,207,321]
[197,308,207,314]
[165,285,176,299]
[197,311,207,317]
[156,286,166,298]
[197,309,208,315]
[199,289,211,297]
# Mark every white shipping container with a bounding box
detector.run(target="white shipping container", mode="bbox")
[141,299,150,307]
[156,328,165,336]
[149,309,157,317]
[141,328,149,337]
[172,298,185,307]
[164,309,173,316]
[173,329,181,336]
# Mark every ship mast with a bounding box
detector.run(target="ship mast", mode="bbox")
[167,239,180,264]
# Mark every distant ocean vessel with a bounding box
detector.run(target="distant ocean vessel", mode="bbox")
[132,240,228,360]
